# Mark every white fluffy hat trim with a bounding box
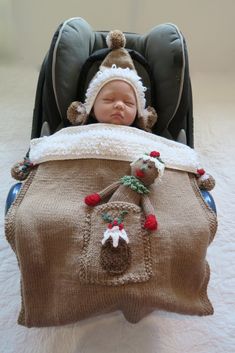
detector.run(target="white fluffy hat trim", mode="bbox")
[84,64,147,118]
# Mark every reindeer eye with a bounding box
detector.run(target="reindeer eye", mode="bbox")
[148,165,152,169]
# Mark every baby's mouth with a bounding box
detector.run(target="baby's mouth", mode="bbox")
[111,113,124,120]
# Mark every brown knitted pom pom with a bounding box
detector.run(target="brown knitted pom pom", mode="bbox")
[137,106,158,132]
[100,238,131,275]
[11,162,30,181]
[197,174,216,191]
[67,101,87,125]
[106,30,126,49]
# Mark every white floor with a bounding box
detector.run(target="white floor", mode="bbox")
[0,64,235,353]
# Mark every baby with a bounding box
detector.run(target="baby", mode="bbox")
[67,30,157,132]
[10,30,157,182]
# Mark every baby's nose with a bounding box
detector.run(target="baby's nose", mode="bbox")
[114,100,124,109]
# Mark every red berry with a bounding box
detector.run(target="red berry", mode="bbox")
[197,168,205,176]
[119,223,124,230]
[150,151,160,157]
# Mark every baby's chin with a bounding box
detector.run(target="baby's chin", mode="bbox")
[110,116,124,124]
[97,116,131,126]
[105,118,126,125]
[111,120,125,125]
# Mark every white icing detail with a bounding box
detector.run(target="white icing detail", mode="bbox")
[102,226,129,248]
[142,155,165,178]
[199,173,210,182]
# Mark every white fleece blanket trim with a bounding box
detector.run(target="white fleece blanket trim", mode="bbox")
[29,124,201,173]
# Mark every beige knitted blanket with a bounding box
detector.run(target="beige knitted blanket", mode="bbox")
[5,124,217,327]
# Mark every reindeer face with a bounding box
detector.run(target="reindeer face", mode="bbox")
[131,158,160,186]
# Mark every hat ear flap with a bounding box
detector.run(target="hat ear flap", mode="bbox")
[136,106,158,132]
[67,101,88,126]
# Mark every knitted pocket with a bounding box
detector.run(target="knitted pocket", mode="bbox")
[80,201,153,286]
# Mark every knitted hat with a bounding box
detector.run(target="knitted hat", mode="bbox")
[67,30,157,132]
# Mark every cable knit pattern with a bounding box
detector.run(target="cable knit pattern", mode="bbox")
[29,124,200,172]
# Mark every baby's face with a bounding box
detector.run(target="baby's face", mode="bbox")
[93,80,137,126]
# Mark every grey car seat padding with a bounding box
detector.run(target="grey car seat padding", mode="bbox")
[31,17,193,146]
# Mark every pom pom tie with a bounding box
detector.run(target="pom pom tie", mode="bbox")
[144,214,158,231]
[84,193,101,206]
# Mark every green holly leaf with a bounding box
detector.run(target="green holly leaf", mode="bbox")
[102,213,113,223]
[120,210,128,217]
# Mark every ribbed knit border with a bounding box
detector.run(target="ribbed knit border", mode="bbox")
[5,169,37,326]
[189,174,218,315]
[190,174,218,244]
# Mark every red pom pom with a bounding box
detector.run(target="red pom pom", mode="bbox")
[197,168,205,176]
[84,193,101,206]
[113,220,118,226]
[150,151,160,158]
[144,214,158,231]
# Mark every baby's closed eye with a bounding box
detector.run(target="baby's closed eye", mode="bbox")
[125,101,135,106]
[103,98,113,103]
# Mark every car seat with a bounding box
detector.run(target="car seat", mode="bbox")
[5,17,216,214]
[31,17,193,146]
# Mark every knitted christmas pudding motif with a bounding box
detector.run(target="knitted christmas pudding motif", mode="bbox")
[100,211,131,275]
[101,211,129,248]
[84,151,165,275]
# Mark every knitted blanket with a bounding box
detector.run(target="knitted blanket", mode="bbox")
[5,124,217,327]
